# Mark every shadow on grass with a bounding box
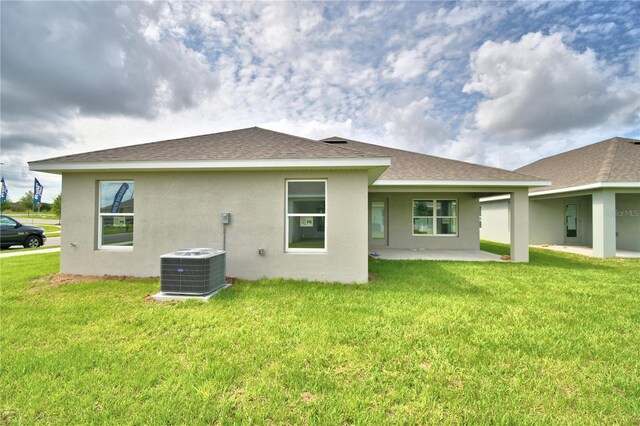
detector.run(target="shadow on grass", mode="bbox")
[480,240,621,271]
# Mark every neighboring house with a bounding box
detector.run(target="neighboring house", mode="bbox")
[481,137,640,257]
[29,127,547,283]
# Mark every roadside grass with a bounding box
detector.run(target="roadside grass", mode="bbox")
[38,224,61,235]
[1,246,639,424]
[0,245,60,254]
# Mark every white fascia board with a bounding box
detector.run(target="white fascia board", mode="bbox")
[373,179,551,187]
[479,194,511,202]
[29,157,391,173]
[530,181,640,197]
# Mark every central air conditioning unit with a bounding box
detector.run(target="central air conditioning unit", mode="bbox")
[160,248,226,295]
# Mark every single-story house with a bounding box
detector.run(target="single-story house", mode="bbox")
[29,127,549,283]
[481,137,640,258]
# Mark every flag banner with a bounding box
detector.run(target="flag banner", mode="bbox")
[34,178,44,206]
[1,177,7,203]
[111,183,130,213]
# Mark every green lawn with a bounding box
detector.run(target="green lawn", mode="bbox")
[39,224,61,235]
[1,211,59,221]
[0,245,60,254]
[1,243,638,424]
[288,239,325,249]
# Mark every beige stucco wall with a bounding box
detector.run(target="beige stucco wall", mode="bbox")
[60,169,369,283]
[479,199,510,243]
[370,192,480,250]
[529,198,564,245]
[616,193,640,252]
[529,196,595,246]
[482,195,593,246]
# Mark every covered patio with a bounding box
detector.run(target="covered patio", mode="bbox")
[369,247,503,261]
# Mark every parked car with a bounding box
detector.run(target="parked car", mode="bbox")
[0,215,47,249]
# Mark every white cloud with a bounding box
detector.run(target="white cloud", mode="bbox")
[2,2,638,201]
[384,49,427,82]
[463,32,639,141]
[380,97,450,152]
[261,118,355,141]
[416,4,497,29]
[383,33,461,82]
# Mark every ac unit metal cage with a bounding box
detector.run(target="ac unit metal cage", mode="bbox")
[160,248,226,295]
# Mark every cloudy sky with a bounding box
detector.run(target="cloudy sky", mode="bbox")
[1,1,638,202]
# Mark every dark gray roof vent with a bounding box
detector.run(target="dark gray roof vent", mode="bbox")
[322,137,348,144]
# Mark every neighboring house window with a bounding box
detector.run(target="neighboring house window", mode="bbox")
[98,181,134,249]
[286,180,326,252]
[412,199,458,236]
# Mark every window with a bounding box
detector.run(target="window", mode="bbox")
[0,216,18,227]
[412,199,458,236]
[98,181,134,249]
[371,201,386,239]
[286,180,326,252]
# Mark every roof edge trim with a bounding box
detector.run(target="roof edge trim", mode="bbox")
[29,157,391,173]
[530,181,640,197]
[373,179,551,187]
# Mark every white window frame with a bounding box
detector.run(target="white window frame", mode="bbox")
[412,198,459,237]
[98,180,134,251]
[285,179,327,253]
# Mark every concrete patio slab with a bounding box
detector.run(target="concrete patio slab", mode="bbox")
[369,248,503,261]
[532,244,640,258]
[150,284,230,302]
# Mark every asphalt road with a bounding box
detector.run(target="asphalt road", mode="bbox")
[9,217,61,226]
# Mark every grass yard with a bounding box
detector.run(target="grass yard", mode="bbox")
[1,212,59,221]
[1,243,639,424]
[0,245,60,254]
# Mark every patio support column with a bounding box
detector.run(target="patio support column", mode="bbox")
[592,189,616,258]
[510,188,529,262]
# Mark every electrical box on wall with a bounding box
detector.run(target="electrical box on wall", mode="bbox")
[222,213,231,224]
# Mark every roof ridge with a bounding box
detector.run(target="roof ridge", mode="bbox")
[31,126,263,163]
[325,136,545,181]
[31,127,385,164]
[596,137,620,182]
[315,135,387,158]
[516,136,637,171]
[254,128,378,158]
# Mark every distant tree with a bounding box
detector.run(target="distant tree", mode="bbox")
[0,197,11,212]
[10,201,26,212]
[20,190,34,211]
[39,202,51,212]
[52,194,62,219]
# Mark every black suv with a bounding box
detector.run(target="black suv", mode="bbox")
[0,215,47,249]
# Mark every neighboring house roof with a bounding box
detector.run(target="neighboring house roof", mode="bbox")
[320,136,546,184]
[516,137,640,193]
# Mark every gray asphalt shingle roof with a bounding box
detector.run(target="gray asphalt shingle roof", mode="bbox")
[29,127,381,163]
[321,137,545,182]
[30,126,546,183]
[516,137,640,192]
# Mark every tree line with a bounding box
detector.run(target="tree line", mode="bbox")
[1,191,61,217]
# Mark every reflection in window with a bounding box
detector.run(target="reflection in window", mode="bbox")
[98,181,134,249]
[371,201,385,239]
[287,180,326,251]
[412,199,458,236]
